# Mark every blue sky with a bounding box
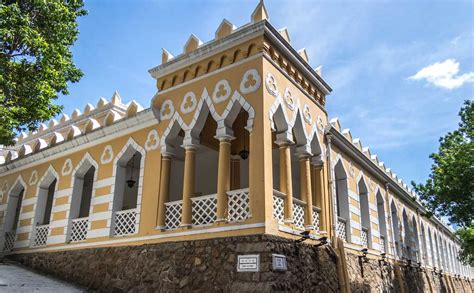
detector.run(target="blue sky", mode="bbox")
[58,0,473,186]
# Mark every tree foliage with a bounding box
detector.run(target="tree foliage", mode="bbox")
[0,0,86,145]
[412,100,474,264]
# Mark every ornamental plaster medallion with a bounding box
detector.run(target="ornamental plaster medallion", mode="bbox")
[180,92,197,114]
[160,100,174,120]
[61,159,73,176]
[145,129,160,151]
[265,73,278,97]
[303,104,312,124]
[100,145,114,164]
[240,69,261,94]
[317,116,325,134]
[283,88,296,110]
[29,170,38,186]
[212,80,231,104]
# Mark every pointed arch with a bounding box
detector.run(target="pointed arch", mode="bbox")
[219,90,255,134]
[358,175,371,248]
[111,138,146,236]
[390,199,402,257]
[269,97,292,136]
[334,158,350,242]
[376,189,388,252]
[3,175,27,237]
[411,215,421,262]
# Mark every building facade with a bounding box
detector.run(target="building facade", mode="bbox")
[0,2,471,291]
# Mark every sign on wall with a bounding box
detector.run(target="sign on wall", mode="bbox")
[237,254,260,272]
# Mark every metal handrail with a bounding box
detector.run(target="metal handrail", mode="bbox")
[272,189,286,198]
[191,193,217,202]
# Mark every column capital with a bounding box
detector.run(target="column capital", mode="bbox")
[311,155,324,166]
[160,145,175,158]
[215,125,234,139]
[295,145,312,159]
[181,141,199,151]
[214,134,235,142]
[275,130,294,146]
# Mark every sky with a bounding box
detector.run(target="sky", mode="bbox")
[57,0,474,187]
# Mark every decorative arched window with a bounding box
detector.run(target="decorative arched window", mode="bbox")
[334,159,350,242]
[1,177,26,252]
[376,191,388,253]
[111,140,145,237]
[32,167,58,247]
[67,155,97,243]
[390,201,402,257]
[358,177,371,248]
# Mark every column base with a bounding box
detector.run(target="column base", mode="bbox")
[305,225,315,231]
[156,225,166,231]
[179,224,192,229]
[283,219,294,225]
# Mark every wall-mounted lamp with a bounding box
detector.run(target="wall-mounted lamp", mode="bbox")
[379,252,388,266]
[315,236,328,248]
[359,248,369,263]
[295,230,310,243]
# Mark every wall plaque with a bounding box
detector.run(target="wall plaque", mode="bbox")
[272,254,288,271]
[237,254,260,272]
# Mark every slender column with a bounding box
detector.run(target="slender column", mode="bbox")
[298,153,313,230]
[156,153,172,229]
[180,145,197,227]
[216,136,233,222]
[277,140,293,224]
[313,159,328,233]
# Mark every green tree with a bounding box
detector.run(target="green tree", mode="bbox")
[0,0,86,145]
[412,100,474,265]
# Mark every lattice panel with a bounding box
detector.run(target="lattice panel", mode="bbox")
[33,225,49,247]
[165,201,182,230]
[380,236,386,253]
[293,202,305,230]
[336,217,347,241]
[70,217,88,242]
[192,195,217,226]
[361,228,369,247]
[113,208,137,236]
[312,209,320,233]
[272,195,284,224]
[227,189,250,222]
[3,231,16,252]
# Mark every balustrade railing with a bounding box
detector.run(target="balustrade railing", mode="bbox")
[165,200,182,230]
[32,224,49,247]
[272,190,285,224]
[191,194,217,226]
[336,217,347,241]
[113,208,137,236]
[227,188,250,222]
[70,217,89,242]
[293,199,306,230]
[312,206,321,233]
[361,227,369,247]
[2,231,16,252]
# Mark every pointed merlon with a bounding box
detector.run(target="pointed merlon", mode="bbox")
[71,109,81,119]
[184,34,203,54]
[215,19,236,40]
[162,48,174,64]
[84,103,95,114]
[251,0,269,23]
[297,48,309,63]
[97,97,108,109]
[111,91,121,105]
[48,119,58,128]
[278,28,291,44]
[60,114,70,123]
[315,65,322,76]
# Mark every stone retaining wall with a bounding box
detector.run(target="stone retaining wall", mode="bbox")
[8,235,473,292]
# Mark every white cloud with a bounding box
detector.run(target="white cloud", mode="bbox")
[409,59,474,90]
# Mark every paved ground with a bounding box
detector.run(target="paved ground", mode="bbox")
[0,260,86,292]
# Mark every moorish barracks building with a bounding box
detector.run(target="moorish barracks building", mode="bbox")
[0,2,472,292]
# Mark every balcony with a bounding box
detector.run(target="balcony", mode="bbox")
[2,231,16,252]
[70,217,89,242]
[361,227,369,248]
[336,217,347,241]
[32,224,49,247]
[113,208,137,236]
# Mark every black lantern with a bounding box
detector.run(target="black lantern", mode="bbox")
[239,131,249,160]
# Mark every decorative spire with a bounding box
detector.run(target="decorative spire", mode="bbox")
[215,19,235,40]
[162,48,173,64]
[184,34,203,54]
[251,0,269,23]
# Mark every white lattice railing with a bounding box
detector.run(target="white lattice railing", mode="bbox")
[380,235,386,253]
[70,217,88,242]
[32,224,49,247]
[312,206,321,233]
[113,208,137,236]
[272,190,285,224]
[2,231,16,252]
[165,200,182,230]
[192,194,217,226]
[293,199,306,230]
[227,188,250,222]
[361,227,369,247]
[336,217,347,241]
